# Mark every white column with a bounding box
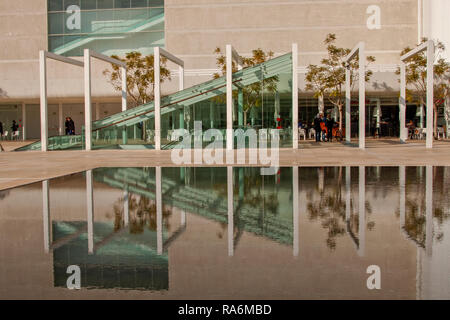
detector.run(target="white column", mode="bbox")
[121,67,127,112]
[39,51,48,151]
[154,47,161,150]
[86,169,94,254]
[42,180,50,253]
[58,102,63,136]
[293,166,299,257]
[181,210,186,226]
[399,166,406,229]
[345,166,351,221]
[358,166,365,256]
[425,165,433,256]
[292,43,298,149]
[400,62,407,142]
[227,166,234,256]
[84,49,92,151]
[226,45,233,151]
[21,103,26,140]
[345,67,351,143]
[123,189,129,226]
[179,65,184,91]
[358,43,366,149]
[156,167,163,254]
[426,41,434,148]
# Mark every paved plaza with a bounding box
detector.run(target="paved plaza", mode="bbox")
[1,138,450,190]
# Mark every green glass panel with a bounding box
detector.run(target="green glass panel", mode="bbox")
[97,0,114,9]
[48,12,64,34]
[80,0,97,10]
[149,0,163,7]
[114,0,130,8]
[80,11,97,33]
[48,0,64,11]
[48,36,65,51]
[64,0,80,7]
[131,0,147,8]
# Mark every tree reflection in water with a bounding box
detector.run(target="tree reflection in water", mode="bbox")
[214,168,280,239]
[402,167,450,246]
[306,167,374,250]
[112,194,172,233]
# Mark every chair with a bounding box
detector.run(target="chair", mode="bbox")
[11,131,20,141]
[420,128,426,140]
[269,129,280,141]
[309,128,316,140]
[146,129,154,143]
[298,128,306,141]
[1,130,8,141]
[167,129,173,141]
[259,129,268,140]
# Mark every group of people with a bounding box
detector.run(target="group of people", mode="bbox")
[313,112,336,142]
[65,117,75,135]
[0,120,19,139]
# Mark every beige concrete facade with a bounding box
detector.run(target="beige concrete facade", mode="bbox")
[0,0,438,139]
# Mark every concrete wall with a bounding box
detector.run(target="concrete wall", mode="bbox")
[0,0,420,105]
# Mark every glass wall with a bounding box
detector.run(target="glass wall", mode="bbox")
[88,53,292,150]
[232,55,293,148]
[48,0,164,56]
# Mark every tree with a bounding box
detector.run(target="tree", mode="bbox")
[212,47,279,126]
[305,34,375,131]
[397,38,450,138]
[103,51,171,107]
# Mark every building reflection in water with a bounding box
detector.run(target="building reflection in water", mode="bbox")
[37,166,449,296]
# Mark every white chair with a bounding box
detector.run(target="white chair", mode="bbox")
[269,129,280,140]
[1,130,8,141]
[298,128,306,140]
[309,128,316,140]
[11,131,20,141]
[167,129,173,141]
[420,128,426,140]
[259,129,268,140]
[146,129,154,143]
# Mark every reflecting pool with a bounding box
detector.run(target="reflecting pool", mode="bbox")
[0,166,449,299]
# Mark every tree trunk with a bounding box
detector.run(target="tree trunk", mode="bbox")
[338,104,343,131]
[244,111,247,126]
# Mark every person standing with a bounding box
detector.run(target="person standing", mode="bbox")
[65,117,71,135]
[69,117,75,135]
[11,120,19,140]
[326,114,335,142]
[313,114,322,142]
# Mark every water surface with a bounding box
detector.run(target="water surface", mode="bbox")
[0,166,449,299]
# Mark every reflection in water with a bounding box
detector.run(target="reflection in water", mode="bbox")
[305,166,374,252]
[1,166,449,298]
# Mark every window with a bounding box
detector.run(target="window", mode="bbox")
[48,0,164,56]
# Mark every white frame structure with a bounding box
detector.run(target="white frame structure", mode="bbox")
[154,47,185,150]
[226,45,244,150]
[400,40,434,148]
[84,49,127,150]
[292,43,299,149]
[39,51,84,151]
[344,42,366,149]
